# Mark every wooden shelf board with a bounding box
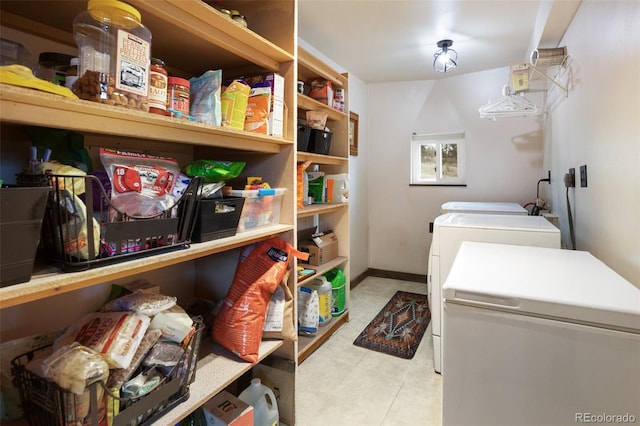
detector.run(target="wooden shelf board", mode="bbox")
[130,0,293,72]
[0,224,293,310]
[297,47,348,88]
[296,151,348,165]
[0,85,291,153]
[297,256,348,287]
[297,203,348,218]
[298,310,349,364]
[297,94,347,121]
[0,1,293,76]
[160,339,284,425]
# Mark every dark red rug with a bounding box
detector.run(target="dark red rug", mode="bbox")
[353,291,431,359]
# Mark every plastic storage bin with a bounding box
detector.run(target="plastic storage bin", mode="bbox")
[44,174,201,272]
[223,188,286,232]
[11,318,203,426]
[297,124,311,152]
[309,129,332,155]
[191,197,245,242]
[0,186,50,286]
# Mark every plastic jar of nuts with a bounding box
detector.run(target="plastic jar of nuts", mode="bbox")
[72,0,152,111]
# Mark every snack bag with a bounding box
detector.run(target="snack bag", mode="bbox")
[212,238,308,362]
[54,311,151,369]
[183,159,246,182]
[220,79,250,130]
[100,148,181,217]
[189,69,222,125]
[244,82,271,134]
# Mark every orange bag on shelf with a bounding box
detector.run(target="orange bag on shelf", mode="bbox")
[212,238,308,363]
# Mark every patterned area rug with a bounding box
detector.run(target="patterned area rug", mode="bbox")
[353,291,431,359]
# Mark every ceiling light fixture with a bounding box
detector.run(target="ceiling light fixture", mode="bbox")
[433,39,457,73]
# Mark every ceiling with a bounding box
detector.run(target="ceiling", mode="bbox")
[298,0,580,83]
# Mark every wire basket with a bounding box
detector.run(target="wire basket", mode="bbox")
[11,318,203,426]
[43,174,202,272]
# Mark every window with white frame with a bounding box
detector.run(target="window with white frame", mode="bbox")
[410,132,466,185]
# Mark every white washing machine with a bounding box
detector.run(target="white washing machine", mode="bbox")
[427,213,561,374]
[440,201,528,215]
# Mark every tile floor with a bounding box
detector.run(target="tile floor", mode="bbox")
[296,277,442,426]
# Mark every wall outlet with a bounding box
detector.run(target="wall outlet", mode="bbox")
[580,164,587,187]
[564,168,575,187]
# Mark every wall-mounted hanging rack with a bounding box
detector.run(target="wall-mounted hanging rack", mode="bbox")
[528,47,569,97]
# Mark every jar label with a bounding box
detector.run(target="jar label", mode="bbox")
[149,70,168,111]
[115,29,150,97]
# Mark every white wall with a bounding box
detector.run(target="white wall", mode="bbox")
[367,70,545,275]
[544,0,640,286]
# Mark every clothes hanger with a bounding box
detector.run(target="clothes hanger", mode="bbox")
[478,85,540,120]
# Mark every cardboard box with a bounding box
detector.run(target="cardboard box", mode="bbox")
[299,229,339,266]
[202,391,253,426]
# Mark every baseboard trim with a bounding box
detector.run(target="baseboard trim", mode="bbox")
[351,268,426,289]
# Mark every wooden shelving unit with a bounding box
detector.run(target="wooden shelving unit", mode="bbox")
[296,47,350,363]
[0,0,298,424]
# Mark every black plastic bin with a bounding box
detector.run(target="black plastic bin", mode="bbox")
[297,124,312,152]
[191,197,245,242]
[309,128,332,155]
[0,186,50,286]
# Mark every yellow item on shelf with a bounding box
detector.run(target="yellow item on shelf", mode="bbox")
[220,79,250,130]
[0,65,79,99]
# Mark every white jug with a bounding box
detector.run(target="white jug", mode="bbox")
[238,378,279,426]
[325,173,349,204]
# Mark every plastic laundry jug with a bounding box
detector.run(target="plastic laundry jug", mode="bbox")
[325,173,349,204]
[238,378,279,426]
[325,269,346,316]
[306,276,332,326]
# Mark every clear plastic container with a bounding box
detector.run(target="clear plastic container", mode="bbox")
[72,0,152,111]
[222,188,286,232]
[36,52,74,85]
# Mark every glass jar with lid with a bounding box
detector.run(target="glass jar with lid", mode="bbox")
[72,0,152,111]
[148,57,168,115]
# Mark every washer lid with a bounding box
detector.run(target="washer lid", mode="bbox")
[441,201,527,215]
[443,242,640,332]
[435,212,559,232]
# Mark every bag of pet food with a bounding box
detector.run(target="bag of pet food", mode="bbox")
[212,238,308,362]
